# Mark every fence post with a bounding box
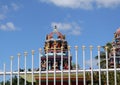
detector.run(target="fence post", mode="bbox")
[61,46,63,85]
[32,50,35,85]
[113,47,117,85]
[90,45,93,85]
[75,46,78,85]
[3,64,6,85]
[10,56,14,85]
[54,41,56,85]
[24,52,27,85]
[39,48,42,85]
[82,45,86,85]
[68,46,71,85]
[97,46,101,85]
[17,53,21,85]
[46,47,48,85]
[105,46,109,85]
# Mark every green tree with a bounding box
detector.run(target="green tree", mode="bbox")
[72,62,80,70]
[94,42,120,85]
[95,42,112,68]
[0,76,33,85]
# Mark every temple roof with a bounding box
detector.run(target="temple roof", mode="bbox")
[46,26,65,40]
[116,28,120,34]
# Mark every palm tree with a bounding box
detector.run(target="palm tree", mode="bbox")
[95,42,112,68]
[72,62,80,70]
[94,42,114,84]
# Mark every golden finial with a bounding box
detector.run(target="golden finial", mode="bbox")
[75,46,78,50]
[61,46,63,51]
[97,46,101,51]
[17,53,21,57]
[32,50,35,55]
[82,45,86,50]
[68,46,71,51]
[24,52,28,56]
[53,25,57,33]
[90,45,93,50]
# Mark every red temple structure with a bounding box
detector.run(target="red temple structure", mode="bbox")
[41,26,72,71]
[34,26,86,85]
[20,26,91,85]
[110,28,120,67]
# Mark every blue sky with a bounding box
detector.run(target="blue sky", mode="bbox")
[0,0,120,75]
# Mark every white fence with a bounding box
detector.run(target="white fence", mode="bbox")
[0,46,119,85]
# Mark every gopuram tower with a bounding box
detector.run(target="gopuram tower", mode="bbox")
[110,28,120,68]
[41,26,72,71]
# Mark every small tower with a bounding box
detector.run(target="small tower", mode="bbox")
[110,28,120,68]
[41,26,72,71]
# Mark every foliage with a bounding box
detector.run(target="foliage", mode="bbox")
[72,62,80,69]
[95,42,112,68]
[0,76,32,85]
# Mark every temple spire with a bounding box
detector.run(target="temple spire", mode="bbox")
[53,25,58,33]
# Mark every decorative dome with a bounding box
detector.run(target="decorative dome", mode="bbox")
[46,26,65,40]
[116,28,120,34]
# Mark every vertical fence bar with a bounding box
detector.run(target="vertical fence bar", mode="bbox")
[82,46,86,85]
[32,50,35,85]
[54,41,56,85]
[75,46,78,85]
[90,45,93,85]
[10,56,14,85]
[68,46,71,85]
[97,46,101,85]
[24,52,27,85]
[61,46,63,85]
[17,53,21,85]
[39,48,42,85]
[105,47,109,85]
[46,48,48,85]
[3,63,6,85]
[113,47,117,85]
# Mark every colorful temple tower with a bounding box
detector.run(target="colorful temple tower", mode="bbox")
[41,26,72,71]
[20,26,90,85]
[110,28,120,67]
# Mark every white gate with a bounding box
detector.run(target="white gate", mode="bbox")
[0,46,119,85]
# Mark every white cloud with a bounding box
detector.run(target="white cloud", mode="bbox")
[0,3,21,32]
[51,22,81,35]
[70,29,81,35]
[40,0,120,9]
[1,3,21,12]
[41,0,93,9]
[0,14,6,20]
[0,22,16,31]
[0,5,9,21]
[96,0,120,8]
[11,3,20,11]
[0,3,21,21]
[86,59,98,67]
[51,22,71,30]
[1,5,9,13]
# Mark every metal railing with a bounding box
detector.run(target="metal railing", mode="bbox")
[0,46,119,85]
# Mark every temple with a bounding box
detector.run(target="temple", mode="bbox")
[110,28,120,67]
[20,26,90,85]
[41,26,72,71]
[34,26,86,85]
